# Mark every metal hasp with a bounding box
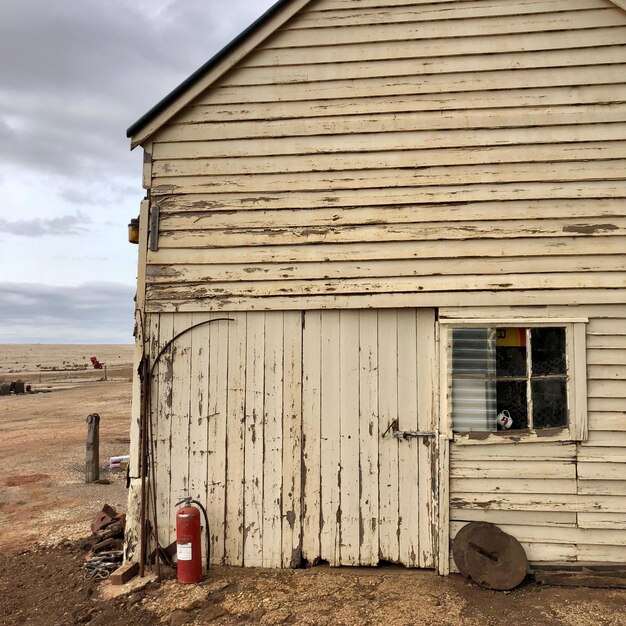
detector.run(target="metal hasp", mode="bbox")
[393,429,436,440]
[383,418,435,440]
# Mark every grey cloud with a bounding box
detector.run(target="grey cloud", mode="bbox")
[0,282,135,343]
[57,183,139,207]
[0,0,275,181]
[0,211,90,237]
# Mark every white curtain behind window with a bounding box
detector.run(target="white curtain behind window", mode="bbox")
[450,327,497,432]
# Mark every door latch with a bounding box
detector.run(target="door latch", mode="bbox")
[383,419,435,440]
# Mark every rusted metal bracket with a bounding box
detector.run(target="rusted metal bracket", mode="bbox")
[149,203,160,251]
[393,429,436,440]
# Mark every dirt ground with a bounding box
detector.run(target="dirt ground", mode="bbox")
[0,345,625,626]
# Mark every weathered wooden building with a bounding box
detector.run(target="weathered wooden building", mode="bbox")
[126,0,626,574]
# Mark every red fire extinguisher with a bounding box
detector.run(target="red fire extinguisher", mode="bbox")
[175,497,210,584]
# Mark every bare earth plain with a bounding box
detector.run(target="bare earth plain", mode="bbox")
[0,344,624,626]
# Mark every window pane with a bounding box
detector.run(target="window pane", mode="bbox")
[496,380,528,430]
[532,379,567,428]
[531,327,566,375]
[496,328,527,378]
[451,328,496,432]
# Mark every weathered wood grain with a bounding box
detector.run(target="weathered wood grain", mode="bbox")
[223,46,626,87]
[302,310,322,564]
[207,315,229,563]
[296,0,606,28]
[319,310,341,565]
[281,312,303,567]
[262,312,284,567]
[268,10,624,49]
[202,64,626,105]
[397,309,419,567]
[224,313,246,566]
[243,313,265,566]
[339,311,361,565]
[153,123,626,160]
[358,310,379,566]
[147,236,626,266]
[183,83,626,122]
[378,309,400,563]
[153,160,626,194]
[169,313,192,543]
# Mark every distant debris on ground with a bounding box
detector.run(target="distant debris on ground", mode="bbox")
[0,381,33,395]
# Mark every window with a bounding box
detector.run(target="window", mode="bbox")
[444,321,587,441]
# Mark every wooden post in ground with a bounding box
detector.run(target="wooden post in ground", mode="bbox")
[86,413,101,483]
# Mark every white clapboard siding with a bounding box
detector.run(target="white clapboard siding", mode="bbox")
[222,46,626,88]
[200,65,626,105]
[148,237,626,267]
[180,84,626,123]
[160,101,626,143]
[150,181,626,208]
[450,509,577,528]
[450,522,626,546]
[578,512,626,529]
[266,10,625,48]
[448,305,626,565]
[295,1,608,28]
[145,257,622,287]
[152,160,626,192]
[145,275,626,306]
[156,144,626,179]
[153,124,626,161]
[249,30,626,67]
[156,218,626,248]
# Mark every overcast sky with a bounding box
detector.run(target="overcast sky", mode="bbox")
[0,0,276,343]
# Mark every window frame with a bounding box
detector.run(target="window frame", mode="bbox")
[439,318,588,444]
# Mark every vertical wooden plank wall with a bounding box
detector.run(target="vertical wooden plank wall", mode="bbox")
[149,311,303,567]
[377,310,400,564]
[358,310,379,566]
[445,304,626,567]
[301,309,436,568]
[302,311,322,562]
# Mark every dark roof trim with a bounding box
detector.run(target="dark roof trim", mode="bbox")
[126,0,293,139]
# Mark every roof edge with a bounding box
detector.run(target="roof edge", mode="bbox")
[126,0,296,141]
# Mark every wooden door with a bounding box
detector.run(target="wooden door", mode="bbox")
[301,308,437,568]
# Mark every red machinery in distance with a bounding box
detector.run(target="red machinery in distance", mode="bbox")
[90,356,104,370]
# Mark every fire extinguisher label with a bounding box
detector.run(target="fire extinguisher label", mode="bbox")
[177,542,193,561]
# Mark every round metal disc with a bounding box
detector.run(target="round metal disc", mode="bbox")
[465,525,529,591]
[452,522,496,578]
